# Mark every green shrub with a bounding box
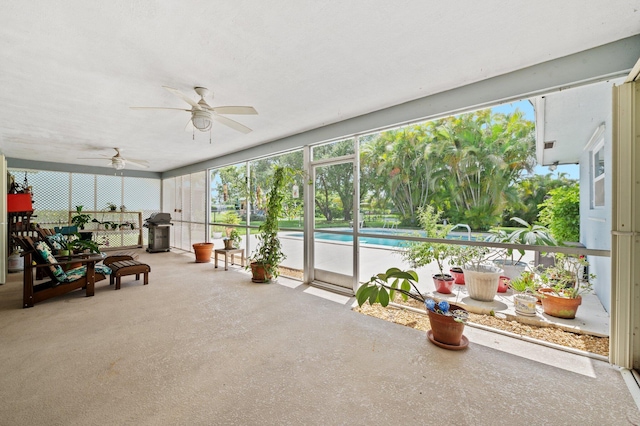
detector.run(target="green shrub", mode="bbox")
[538,184,580,243]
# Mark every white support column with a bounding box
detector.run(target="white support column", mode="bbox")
[303,146,313,285]
[352,137,360,293]
[610,81,640,368]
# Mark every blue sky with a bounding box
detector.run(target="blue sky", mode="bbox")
[491,100,579,180]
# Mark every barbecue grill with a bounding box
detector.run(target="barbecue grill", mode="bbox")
[144,213,172,253]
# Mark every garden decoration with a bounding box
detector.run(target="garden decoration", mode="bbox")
[356,267,469,350]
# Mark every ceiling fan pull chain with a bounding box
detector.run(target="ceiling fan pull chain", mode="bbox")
[209,127,212,144]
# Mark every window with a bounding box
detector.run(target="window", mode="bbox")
[591,140,605,208]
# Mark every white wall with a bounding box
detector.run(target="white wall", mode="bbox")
[579,118,613,313]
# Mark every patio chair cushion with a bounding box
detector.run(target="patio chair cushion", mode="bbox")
[34,241,66,282]
[45,233,65,250]
[63,264,112,282]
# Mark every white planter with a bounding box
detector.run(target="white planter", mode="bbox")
[513,293,537,316]
[212,232,223,239]
[462,264,503,302]
[493,259,527,280]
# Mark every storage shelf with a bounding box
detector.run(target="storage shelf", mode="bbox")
[68,210,143,248]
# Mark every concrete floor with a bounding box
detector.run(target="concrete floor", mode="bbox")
[1,249,638,425]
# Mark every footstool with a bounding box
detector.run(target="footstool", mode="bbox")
[103,251,139,267]
[109,260,150,290]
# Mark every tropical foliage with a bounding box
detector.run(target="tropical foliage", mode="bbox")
[210,107,575,236]
[504,172,577,225]
[538,183,580,242]
[361,109,535,229]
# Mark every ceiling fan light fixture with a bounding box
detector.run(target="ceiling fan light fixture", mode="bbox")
[112,159,126,170]
[192,110,212,131]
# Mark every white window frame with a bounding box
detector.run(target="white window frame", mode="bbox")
[591,139,605,208]
[584,124,606,210]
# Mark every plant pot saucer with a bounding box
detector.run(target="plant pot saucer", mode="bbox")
[515,310,537,317]
[427,330,469,350]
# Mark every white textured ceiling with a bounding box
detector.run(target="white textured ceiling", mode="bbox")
[1,1,639,172]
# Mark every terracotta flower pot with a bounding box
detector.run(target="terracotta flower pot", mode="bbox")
[497,276,510,293]
[432,274,455,294]
[250,262,272,283]
[193,242,214,263]
[427,303,466,347]
[449,267,465,285]
[538,288,582,319]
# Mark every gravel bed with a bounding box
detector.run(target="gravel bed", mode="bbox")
[354,302,609,357]
[277,267,609,357]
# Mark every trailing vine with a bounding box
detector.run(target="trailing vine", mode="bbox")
[249,166,295,280]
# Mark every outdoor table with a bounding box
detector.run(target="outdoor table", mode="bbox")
[214,248,245,271]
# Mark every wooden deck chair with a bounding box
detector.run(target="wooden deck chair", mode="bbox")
[34,226,66,252]
[15,236,112,308]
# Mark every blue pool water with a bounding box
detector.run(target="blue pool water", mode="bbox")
[284,229,478,248]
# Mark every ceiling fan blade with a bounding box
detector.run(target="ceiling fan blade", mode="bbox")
[162,86,202,110]
[212,114,252,134]
[130,107,191,111]
[210,106,258,115]
[77,155,111,160]
[124,159,149,169]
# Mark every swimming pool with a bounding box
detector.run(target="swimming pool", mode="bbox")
[284,229,479,248]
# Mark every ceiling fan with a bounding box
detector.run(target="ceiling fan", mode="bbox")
[78,148,149,170]
[131,86,258,134]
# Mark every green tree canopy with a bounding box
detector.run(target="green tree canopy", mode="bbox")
[360,109,535,230]
[538,183,580,243]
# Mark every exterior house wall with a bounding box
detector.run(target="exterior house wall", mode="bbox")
[579,114,612,312]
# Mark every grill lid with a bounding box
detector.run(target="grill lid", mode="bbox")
[145,212,172,224]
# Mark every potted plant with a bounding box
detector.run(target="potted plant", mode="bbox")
[71,205,94,240]
[212,225,224,239]
[402,206,455,294]
[485,217,557,280]
[248,166,294,283]
[456,245,503,302]
[536,254,594,319]
[106,202,117,211]
[58,233,100,261]
[448,244,466,284]
[69,235,100,254]
[509,271,539,316]
[223,228,242,250]
[356,267,469,349]
[221,211,241,237]
[71,205,92,230]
